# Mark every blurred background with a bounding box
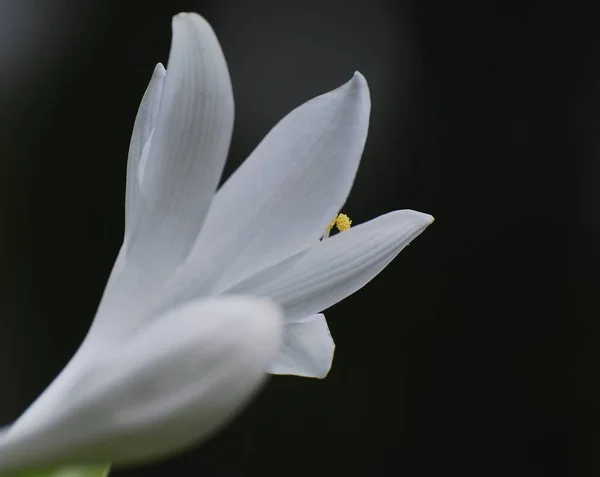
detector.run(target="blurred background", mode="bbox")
[1,0,599,475]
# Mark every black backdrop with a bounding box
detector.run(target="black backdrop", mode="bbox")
[1,1,600,476]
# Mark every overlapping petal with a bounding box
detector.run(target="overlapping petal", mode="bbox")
[126,13,234,277]
[162,72,371,306]
[0,297,282,474]
[268,314,335,379]
[88,13,236,345]
[125,63,166,238]
[228,210,434,321]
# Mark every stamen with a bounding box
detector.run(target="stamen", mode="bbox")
[322,213,352,239]
[335,213,352,232]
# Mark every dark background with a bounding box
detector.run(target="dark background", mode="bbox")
[1,0,599,475]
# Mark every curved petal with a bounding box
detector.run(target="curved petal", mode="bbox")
[170,71,371,300]
[0,296,282,473]
[99,61,165,347]
[126,12,234,276]
[268,314,334,379]
[125,63,166,239]
[228,210,434,321]
[83,13,235,347]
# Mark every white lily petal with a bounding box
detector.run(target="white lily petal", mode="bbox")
[268,314,334,379]
[126,12,234,275]
[137,129,153,187]
[125,63,166,239]
[83,13,235,347]
[0,296,282,473]
[229,210,434,321]
[170,72,370,300]
[153,250,308,319]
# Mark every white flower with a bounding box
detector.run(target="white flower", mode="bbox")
[0,12,433,474]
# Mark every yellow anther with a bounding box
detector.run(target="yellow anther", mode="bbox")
[322,213,352,239]
[335,213,352,232]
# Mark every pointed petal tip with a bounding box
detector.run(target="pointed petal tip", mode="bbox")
[335,70,369,114]
[173,11,200,21]
[172,12,212,31]
[352,70,367,85]
[418,211,435,226]
[390,210,435,244]
[346,70,370,98]
[356,210,434,249]
[152,63,166,80]
[395,209,435,226]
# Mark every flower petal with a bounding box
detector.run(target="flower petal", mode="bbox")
[96,65,166,343]
[126,12,234,275]
[125,63,166,239]
[228,210,434,321]
[169,71,371,301]
[0,296,282,473]
[268,314,335,379]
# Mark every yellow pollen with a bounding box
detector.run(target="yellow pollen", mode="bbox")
[335,213,352,232]
[322,213,352,239]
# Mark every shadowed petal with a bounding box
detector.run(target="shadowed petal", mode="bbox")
[0,297,281,473]
[268,314,335,379]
